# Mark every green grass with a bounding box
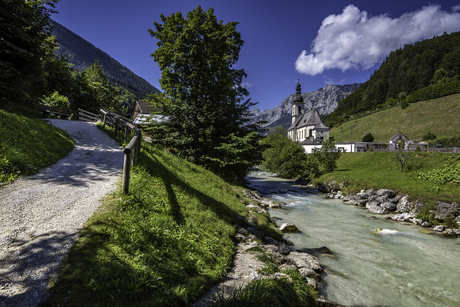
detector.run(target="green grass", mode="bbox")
[319,151,460,203]
[0,109,74,183]
[42,125,284,307]
[211,269,317,307]
[330,93,460,142]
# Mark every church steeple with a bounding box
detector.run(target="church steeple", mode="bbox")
[292,78,304,124]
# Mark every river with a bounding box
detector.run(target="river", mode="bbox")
[246,171,460,307]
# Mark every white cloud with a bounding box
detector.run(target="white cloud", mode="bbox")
[296,4,460,76]
[241,82,253,89]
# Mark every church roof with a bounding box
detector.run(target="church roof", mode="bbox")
[288,108,328,131]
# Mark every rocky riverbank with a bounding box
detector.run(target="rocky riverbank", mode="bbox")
[318,181,460,237]
[190,189,342,307]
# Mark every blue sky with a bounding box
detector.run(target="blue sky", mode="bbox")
[52,0,460,111]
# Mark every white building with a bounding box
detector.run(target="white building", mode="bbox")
[287,81,330,152]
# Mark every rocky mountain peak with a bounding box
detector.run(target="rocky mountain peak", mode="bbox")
[250,83,361,131]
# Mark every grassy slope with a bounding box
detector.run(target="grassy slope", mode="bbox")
[43,127,283,307]
[0,110,74,183]
[330,93,460,142]
[319,151,460,204]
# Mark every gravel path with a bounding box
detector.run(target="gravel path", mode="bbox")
[0,119,123,307]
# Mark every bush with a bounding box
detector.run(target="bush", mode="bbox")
[422,132,437,141]
[261,126,308,178]
[400,99,409,109]
[40,91,70,109]
[362,132,374,142]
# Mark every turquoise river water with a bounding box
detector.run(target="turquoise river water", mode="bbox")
[246,171,460,307]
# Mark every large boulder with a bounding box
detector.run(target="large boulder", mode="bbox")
[396,196,412,213]
[287,251,323,281]
[366,201,389,214]
[318,183,330,193]
[279,223,299,233]
[278,243,291,255]
[247,227,261,239]
[392,212,415,222]
[376,189,396,198]
[381,202,397,212]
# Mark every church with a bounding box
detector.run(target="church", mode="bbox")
[287,81,330,148]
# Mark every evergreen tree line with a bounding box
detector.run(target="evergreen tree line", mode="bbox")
[326,31,460,127]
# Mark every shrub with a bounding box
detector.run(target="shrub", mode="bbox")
[400,99,409,109]
[362,132,374,142]
[40,91,70,109]
[422,132,437,141]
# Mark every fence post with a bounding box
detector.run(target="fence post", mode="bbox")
[114,118,119,136]
[124,126,129,143]
[103,113,107,128]
[122,147,132,194]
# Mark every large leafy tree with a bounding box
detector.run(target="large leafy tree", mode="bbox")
[0,0,59,109]
[148,6,264,180]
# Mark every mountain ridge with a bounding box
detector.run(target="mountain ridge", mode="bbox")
[250,83,361,131]
[50,20,161,98]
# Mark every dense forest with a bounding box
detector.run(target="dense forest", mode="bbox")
[50,20,161,99]
[325,31,460,127]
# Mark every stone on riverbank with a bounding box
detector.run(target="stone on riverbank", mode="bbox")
[279,223,299,233]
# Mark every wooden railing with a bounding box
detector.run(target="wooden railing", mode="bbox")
[78,108,99,122]
[99,109,142,194]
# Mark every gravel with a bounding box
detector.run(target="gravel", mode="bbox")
[0,119,123,307]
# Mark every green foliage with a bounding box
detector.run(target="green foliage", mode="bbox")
[307,139,341,177]
[74,61,122,113]
[212,269,317,307]
[417,154,460,184]
[406,80,460,103]
[0,110,74,183]
[416,201,437,224]
[400,99,409,109]
[445,216,458,229]
[40,91,70,109]
[430,136,460,148]
[362,132,374,142]
[260,126,307,178]
[148,6,264,180]
[261,128,341,181]
[43,140,281,306]
[0,0,59,109]
[422,132,437,141]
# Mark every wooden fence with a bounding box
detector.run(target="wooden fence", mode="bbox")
[78,108,99,122]
[99,109,142,194]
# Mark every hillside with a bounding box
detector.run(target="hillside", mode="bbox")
[329,93,460,142]
[50,20,161,98]
[249,83,361,132]
[326,31,460,126]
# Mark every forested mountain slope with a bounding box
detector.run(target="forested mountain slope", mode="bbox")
[326,31,460,126]
[50,20,160,98]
